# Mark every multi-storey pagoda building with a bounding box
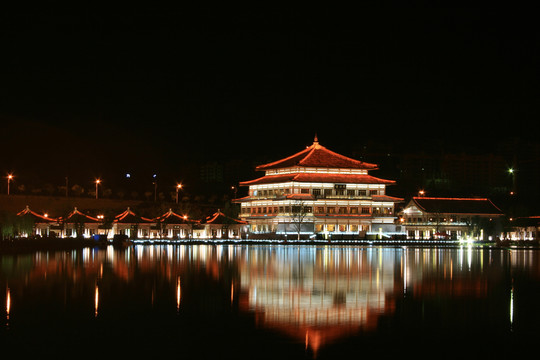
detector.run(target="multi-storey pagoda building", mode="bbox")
[237,137,403,239]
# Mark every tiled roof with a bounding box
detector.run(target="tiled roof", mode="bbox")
[255,138,378,171]
[63,207,100,223]
[372,194,404,202]
[17,206,57,223]
[155,209,198,224]
[113,207,153,223]
[411,197,504,215]
[203,210,247,225]
[239,173,396,186]
[512,216,540,227]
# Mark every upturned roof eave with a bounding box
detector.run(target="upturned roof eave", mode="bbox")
[254,140,378,171]
[411,197,504,216]
[239,173,396,186]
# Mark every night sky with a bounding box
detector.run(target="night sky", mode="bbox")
[0,6,538,194]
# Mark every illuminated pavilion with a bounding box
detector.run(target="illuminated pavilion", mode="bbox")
[236,136,403,239]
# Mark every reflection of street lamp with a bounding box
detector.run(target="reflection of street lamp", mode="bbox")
[176,183,183,204]
[95,179,101,199]
[7,174,13,195]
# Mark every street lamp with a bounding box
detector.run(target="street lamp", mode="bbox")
[153,174,157,202]
[176,183,183,204]
[95,179,101,199]
[508,168,516,195]
[7,174,13,195]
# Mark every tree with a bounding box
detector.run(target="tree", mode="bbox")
[290,200,311,241]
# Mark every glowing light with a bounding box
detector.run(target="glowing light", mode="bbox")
[95,179,101,199]
[6,173,13,195]
[6,287,10,318]
[94,284,99,317]
[510,280,514,331]
[176,276,181,312]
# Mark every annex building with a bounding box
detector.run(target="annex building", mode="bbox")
[399,197,505,240]
[236,137,403,239]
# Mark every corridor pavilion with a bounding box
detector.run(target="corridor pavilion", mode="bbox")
[236,137,403,239]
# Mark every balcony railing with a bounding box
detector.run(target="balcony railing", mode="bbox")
[248,194,374,201]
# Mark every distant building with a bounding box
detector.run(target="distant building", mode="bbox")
[198,209,248,239]
[11,205,245,241]
[399,197,504,240]
[111,207,154,239]
[236,137,403,239]
[61,207,101,238]
[154,208,198,239]
[16,205,60,237]
[506,216,540,241]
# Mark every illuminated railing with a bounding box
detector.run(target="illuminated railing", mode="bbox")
[247,194,377,201]
[401,220,470,226]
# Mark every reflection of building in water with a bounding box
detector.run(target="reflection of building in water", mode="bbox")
[235,247,400,355]
[4,244,537,355]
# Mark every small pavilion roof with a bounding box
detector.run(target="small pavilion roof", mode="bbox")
[17,205,58,223]
[62,207,100,223]
[512,216,540,227]
[410,197,504,215]
[239,173,396,186]
[113,207,153,224]
[255,136,378,171]
[372,194,404,202]
[155,209,198,224]
[202,210,247,225]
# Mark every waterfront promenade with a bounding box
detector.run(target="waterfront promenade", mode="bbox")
[2,236,536,254]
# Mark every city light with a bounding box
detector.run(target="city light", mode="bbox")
[6,173,13,195]
[95,179,101,199]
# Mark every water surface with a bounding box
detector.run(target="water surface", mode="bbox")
[1,244,538,359]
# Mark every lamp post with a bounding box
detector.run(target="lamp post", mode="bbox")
[508,168,516,195]
[153,174,157,202]
[7,174,13,195]
[176,183,183,204]
[95,179,101,199]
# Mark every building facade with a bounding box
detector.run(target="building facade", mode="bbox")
[505,216,540,241]
[236,137,403,239]
[399,197,505,240]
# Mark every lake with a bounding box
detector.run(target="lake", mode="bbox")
[1,244,539,359]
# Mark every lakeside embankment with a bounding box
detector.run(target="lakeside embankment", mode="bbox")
[1,237,539,254]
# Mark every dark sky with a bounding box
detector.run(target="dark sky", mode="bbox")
[0,6,538,189]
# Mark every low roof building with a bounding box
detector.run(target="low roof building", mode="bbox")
[400,197,504,241]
